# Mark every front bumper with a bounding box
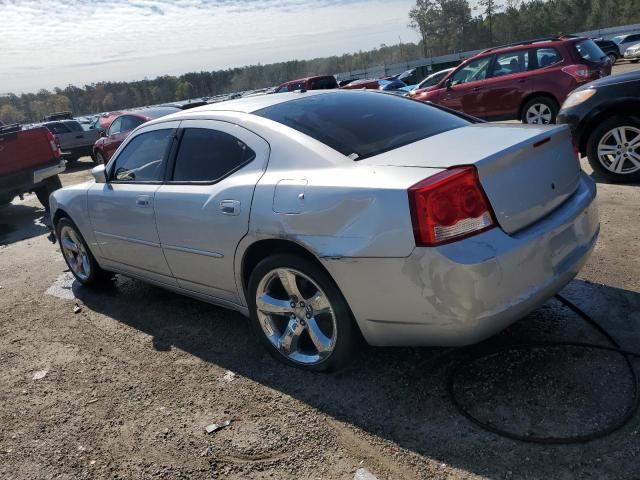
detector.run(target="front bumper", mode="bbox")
[323,173,599,347]
[624,50,640,60]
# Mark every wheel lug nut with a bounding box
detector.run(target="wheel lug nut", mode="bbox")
[290,301,296,308]
[299,301,305,307]
[306,312,311,319]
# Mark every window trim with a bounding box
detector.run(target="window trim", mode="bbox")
[107,116,123,136]
[164,127,257,186]
[106,127,177,185]
[532,46,564,70]
[487,49,531,78]
[450,54,495,86]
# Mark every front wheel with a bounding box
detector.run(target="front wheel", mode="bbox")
[521,96,559,125]
[35,175,62,210]
[586,115,640,183]
[248,254,356,372]
[94,151,105,165]
[56,217,112,286]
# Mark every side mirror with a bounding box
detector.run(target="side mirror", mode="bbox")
[91,164,107,184]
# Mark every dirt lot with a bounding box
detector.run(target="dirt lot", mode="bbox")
[2,66,640,480]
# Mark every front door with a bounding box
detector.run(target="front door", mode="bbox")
[88,122,179,285]
[102,117,128,161]
[154,120,270,303]
[440,55,493,118]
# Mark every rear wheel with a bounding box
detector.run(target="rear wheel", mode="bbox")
[35,175,62,210]
[522,96,558,125]
[248,254,355,372]
[56,217,112,286]
[586,116,640,183]
[608,53,618,65]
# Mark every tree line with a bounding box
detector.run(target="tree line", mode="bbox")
[1,0,638,124]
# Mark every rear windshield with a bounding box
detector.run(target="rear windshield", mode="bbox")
[575,39,606,62]
[253,91,469,160]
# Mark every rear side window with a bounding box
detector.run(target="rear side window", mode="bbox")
[534,48,562,68]
[492,51,529,76]
[46,122,70,134]
[121,116,145,132]
[111,129,173,182]
[108,117,122,135]
[254,91,469,160]
[172,128,255,182]
[575,39,606,61]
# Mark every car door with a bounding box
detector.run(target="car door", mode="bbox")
[439,55,492,117]
[480,49,533,119]
[63,121,90,150]
[154,120,270,303]
[87,122,179,286]
[102,116,130,160]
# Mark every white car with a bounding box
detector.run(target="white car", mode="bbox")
[623,42,640,62]
[611,33,640,55]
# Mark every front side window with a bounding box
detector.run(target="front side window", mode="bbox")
[492,51,529,76]
[111,129,173,182]
[172,128,255,182]
[535,47,563,68]
[66,121,83,132]
[450,56,492,85]
[276,85,289,93]
[120,116,145,132]
[108,117,122,136]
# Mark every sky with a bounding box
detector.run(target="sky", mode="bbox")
[0,0,419,94]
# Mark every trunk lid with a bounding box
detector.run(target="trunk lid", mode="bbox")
[361,123,581,234]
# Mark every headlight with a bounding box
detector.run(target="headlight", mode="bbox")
[562,89,597,109]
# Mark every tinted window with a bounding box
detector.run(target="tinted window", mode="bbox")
[173,128,255,182]
[629,34,640,42]
[492,51,529,76]
[309,77,338,89]
[46,122,70,134]
[575,39,606,61]
[276,85,289,93]
[121,115,145,132]
[534,47,562,68]
[65,121,83,132]
[108,117,122,135]
[112,129,173,182]
[450,56,491,85]
[254,91,469,160]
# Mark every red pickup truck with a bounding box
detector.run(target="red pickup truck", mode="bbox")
[0,123,65,209]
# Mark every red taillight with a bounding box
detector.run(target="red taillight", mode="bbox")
[46,130,62,158]
[408,166,496,246]
[561,64,591,83]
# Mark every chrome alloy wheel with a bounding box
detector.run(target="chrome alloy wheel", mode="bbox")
[525,103,552,124]
[597,126,640,175]
[59,225,91,281]
[255,268,337,365]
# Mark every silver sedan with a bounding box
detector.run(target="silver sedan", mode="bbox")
[50,90,599,371]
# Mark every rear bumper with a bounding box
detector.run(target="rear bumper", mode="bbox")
[0,158,65,196]
[33,158,66,184]
[323,173,598,347]
[61,145,93,159]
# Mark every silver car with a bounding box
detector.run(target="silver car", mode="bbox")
[50,90,599,371]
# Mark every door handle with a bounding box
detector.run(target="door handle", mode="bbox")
[75,135,83,139]
[135,195,151,207]
[220,199,241,216]
[517,78,527,83]
[472,87,483,92]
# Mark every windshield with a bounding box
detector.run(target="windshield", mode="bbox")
[253,91,469,160]
[611,36,625,44]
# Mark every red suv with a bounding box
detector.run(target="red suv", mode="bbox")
[274,75,338,93]
[413,36,611,124]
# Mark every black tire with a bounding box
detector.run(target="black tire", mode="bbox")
[631,59,640,64]
[0,194,14,206]
[247,253,356,372]
[55,217,112,286]
[608,53,618,65]
[35,175,62,210]
[586,115,640,183]
[94,151,105,165]
[521,96,559,125]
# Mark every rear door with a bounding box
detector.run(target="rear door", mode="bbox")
[154,120,270,303]
[438,55,492,117]
[482,49,533,119]
[88,123,179,284]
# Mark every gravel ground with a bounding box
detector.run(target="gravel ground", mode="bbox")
[2,64,640,479]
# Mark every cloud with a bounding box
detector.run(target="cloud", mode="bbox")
[0,0,417,93]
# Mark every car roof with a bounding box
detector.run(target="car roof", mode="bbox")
[478,36,584,56]
[167,90,332,116]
